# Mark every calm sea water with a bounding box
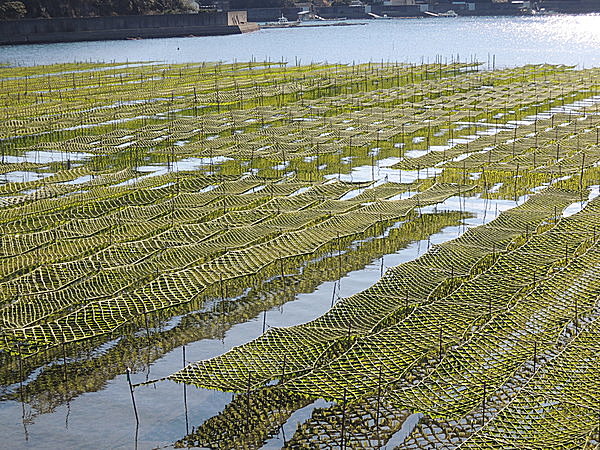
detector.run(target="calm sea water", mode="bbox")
[1,14,600,67]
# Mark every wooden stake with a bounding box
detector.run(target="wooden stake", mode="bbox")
[62,342,68,384]
[375,366,382,449]
[340,388,347,450]
[246,371,252,432]
[482,382,487,426]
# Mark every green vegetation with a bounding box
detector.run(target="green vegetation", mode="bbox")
[0,60,599,448]
[0,0,198,20]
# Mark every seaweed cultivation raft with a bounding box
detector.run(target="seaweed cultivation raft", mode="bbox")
[0,60,599,448]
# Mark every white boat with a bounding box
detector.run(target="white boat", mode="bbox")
[367,12,393,19]
[531,8,556,15]
[261,15,300,28]
[438,10,458,17]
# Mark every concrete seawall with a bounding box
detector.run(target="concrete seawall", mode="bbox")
[0,12,258,45]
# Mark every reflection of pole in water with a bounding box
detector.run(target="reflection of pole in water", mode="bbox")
[62,341,71,430]
[144,312,151,382]
[65,400,71,430]
[18,342,29,441]
[183,346,189,435]
[126,367,140,426]
[278,355,287,444]
[331,280,337,308]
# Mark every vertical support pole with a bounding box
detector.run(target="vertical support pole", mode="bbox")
[482,382,487,426]
[62,342,68,384]
[340,388,347,450]
[375,367,383,449]
[246,371,252,432]
[575,297,579,334]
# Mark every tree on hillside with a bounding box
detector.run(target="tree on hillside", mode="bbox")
[0,0,27,19]
[10,0,198,18]
[94,0,196,15]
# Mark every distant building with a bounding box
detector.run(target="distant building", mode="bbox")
[384,0,416,5]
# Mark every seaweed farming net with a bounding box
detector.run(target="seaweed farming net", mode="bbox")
[1,60,599,449]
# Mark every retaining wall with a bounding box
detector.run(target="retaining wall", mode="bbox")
[0,11,257,45]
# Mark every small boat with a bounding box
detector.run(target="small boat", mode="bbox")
[438,10,458,17]
[261,15,300,28]
[367,12,393,19]
[531,7,556,15]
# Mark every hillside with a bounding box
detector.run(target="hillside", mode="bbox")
[0,0,200,20]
